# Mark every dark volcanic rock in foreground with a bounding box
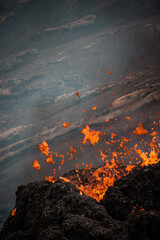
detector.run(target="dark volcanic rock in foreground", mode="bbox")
[0,163,160,240]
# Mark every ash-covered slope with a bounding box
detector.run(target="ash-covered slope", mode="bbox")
[1,162,160,240]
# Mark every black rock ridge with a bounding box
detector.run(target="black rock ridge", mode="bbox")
[0,162,160,240]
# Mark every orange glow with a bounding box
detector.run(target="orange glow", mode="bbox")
[125,116,130,120]
[134,144,159,166]
[45,154,54,165]
[45,176,55,183]
[62,121,72,128]
[106,71,112,74]
[69,147,76,154]
[125,165,135,172]
[38,141,49,157]
[81,125,100,145]
[33,116,159,203]
[111,132,117,139]
[59,177,70,182]
[92,106,97,110]
[32,160,41,170]
[76,91,80,98]
[133,122,148,135]
[11,208,16,216]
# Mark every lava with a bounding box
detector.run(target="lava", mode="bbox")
[75,91,80,98]
[132,122,148,135]
[32,160,41,170]
[11,208,16,216]
[32,118,159,202]
[62,121,72,128]
[81,125,101,145]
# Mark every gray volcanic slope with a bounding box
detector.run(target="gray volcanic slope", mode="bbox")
[0,0,160,229]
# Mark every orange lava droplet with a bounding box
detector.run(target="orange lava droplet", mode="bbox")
[69,147,76,154]
[82,110,87,113]
[125,116,130,120]
[105,119,109,123]
[81,125,100,145]
[100,150,107,161]
[59,177,70,182]
[106,71,112,74]
[38,141,49,157]
[76,91,80,98]
[45,176,55,183]
[45,154,54,165]
[62,121,72,128]
[111,132,117,139]
[32,160,41,170]
[11,208,16,216]
[133,122,148,135]
[125,165,135,172]
[92,106,97,110]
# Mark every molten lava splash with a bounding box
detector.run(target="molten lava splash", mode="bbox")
[45,154,54,165]
[134,145,159,166]
[133,122,148,135]
[33,119,160,202]
[45,176,55,183]
[62,121,72,128]
[38,141,49,156]
[81,125,100,145]
[32,160,41,170]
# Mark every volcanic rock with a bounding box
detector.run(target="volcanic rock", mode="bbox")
[0,163,160,240]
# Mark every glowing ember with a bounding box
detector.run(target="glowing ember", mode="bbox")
[134,144,159,166]
[133,122,148,135]
[32,160,41,170]
[38,141,49,156]
[45,154,54,165]
[81,125,100,145]
[69,147,76,154]
[62,121,72,128]
[76,91,80,98]
[125,116,130,120]
[59,177,70,182]
[106,71,112,74]
[11,208,16,216]
[111,132,117,139]
[92,106,97,110]
[45,176,55,183]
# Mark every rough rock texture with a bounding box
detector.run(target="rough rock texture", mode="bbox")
[0,163,160,240]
